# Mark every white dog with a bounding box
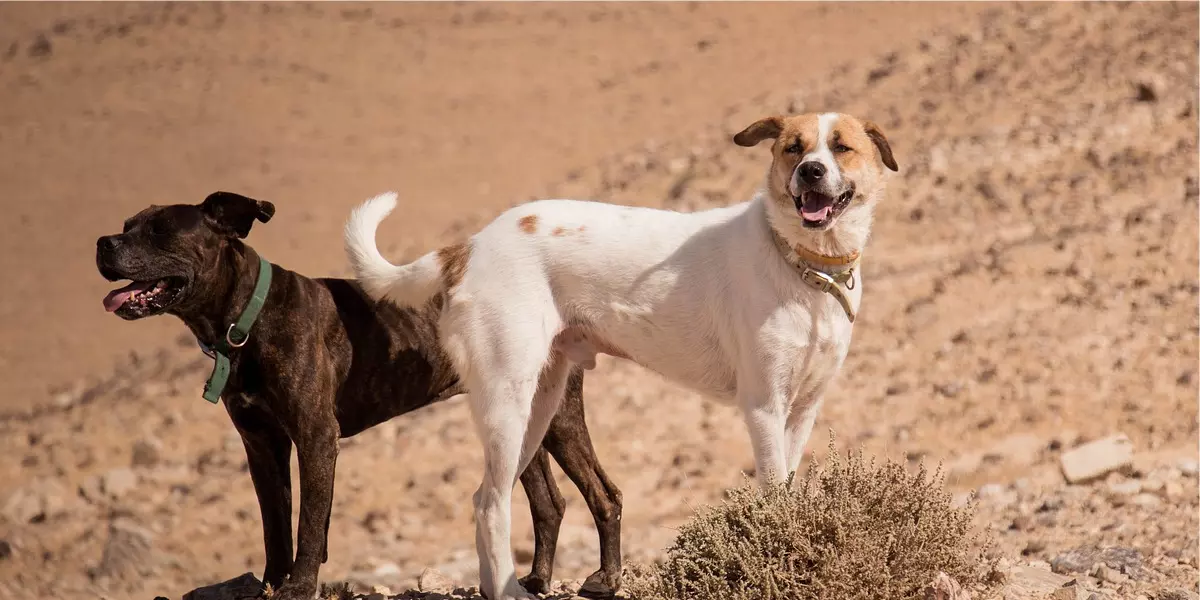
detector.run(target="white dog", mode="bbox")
[345,112,897,600]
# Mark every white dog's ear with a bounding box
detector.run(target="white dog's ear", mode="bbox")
[863,121,898,172]
[733,116,784,147]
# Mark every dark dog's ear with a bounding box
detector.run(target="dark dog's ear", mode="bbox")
[863,121,898,172]
[733,116,784,147]
[200,192,276,238]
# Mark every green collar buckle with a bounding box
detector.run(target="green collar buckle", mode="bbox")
[200,256,273,403]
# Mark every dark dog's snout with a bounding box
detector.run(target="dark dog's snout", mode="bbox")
[798,161,826,184]
[98,235,121,253]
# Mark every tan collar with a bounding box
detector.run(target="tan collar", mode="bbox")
[770,228,861,322]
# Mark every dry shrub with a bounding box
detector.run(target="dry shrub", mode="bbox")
[626,443,996,600]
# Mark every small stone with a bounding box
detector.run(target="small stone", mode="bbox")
[1106,479,1141,499]
[2,479,71,524]
[28,34,52,58]
[977,483,1017,506]
[101,468,139,500]
[371,585,394,596]
[1004,565,1074,595]
[1052,547,1101,575]
[131,438,162,468]
[1157,589,1200,600]
[1060,434,1134,484]
[96,519,154,578]
[417,568,453,593]
[1049,580,1087,600]
[1177,459,1198,478]
[1011,515,1035,531]
[921,572,970,600]
[1130,493,1160,508]
[182,573,263,600]
[1133,73,1163,102]
[0,539,11,560]
[1091,563,1126,584]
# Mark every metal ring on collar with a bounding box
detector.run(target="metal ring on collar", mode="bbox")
[225,323,249,348]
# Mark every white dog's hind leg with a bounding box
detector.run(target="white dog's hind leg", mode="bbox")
[470,374,544,600]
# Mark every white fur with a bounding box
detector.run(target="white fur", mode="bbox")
[345,114,888,600]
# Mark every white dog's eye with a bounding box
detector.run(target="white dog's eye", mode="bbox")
[833,144,852,153]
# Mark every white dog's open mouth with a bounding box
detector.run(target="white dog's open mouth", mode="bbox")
[795,187,854,228]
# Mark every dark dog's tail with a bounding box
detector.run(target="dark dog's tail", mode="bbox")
[344,192,445,307]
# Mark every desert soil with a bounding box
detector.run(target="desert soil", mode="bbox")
[0,3,1196,600]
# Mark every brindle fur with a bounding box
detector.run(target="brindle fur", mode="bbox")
[95,192,623,599]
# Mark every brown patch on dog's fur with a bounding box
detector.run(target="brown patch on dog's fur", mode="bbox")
[519,214,539,234]
[551,225,587,237]
[436,242,470,290]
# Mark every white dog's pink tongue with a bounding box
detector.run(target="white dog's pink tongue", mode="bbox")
[802,204,832,221]
[103,281,152,312]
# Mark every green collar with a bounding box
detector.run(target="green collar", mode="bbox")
[200,256,273,403]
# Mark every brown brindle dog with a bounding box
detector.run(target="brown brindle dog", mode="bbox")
[95,192,624,599]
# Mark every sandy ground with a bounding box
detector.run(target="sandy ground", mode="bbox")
[0,2,1197,600]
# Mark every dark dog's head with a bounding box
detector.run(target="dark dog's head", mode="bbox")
[96,192,274,320]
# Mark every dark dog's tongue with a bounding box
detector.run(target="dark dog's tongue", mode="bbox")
[103,281,153,312]
[800,192,835,221]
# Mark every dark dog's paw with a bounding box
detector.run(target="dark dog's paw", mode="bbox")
[266,581,317,600]
[518,573,550,595]
[577,569,621,599]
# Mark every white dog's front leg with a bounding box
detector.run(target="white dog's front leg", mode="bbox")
[737,375,790,486]
[785,395,825,478]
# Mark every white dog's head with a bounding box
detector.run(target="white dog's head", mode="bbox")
[735,112,897,234]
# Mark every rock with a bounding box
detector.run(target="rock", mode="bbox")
[0,539,11,560]
[1133,72,1162,102]
[1052,547,1102,575]
[1049,579,1088,600]
[1130,493,1160,508]
[95,518,154,578]
[418,567,454,594]
[1004,565,1074,596]
[101,468,139,500]
[182,572,263,600]
[1177,459,1198,478]
[1060,434,1134,484]
[1105,479,1141,502]
[978,483,1017,505]
[922,572,971,600]
[79,475,105,505]
[2,479,71,524]
[1158,589,1200,600]
[1091,563,1126,584]
[28,34,52,58]
[131,438,163,468]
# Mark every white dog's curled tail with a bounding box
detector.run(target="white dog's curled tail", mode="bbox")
[344,192,444,307]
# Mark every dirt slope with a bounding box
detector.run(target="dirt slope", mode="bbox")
[0,1,977,410]
[0,3,1197,600]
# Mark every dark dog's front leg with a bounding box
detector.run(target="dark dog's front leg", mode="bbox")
[518,447,566,594]
[542,369,623,599]
[279,418,338,600]
[226,398,294,590]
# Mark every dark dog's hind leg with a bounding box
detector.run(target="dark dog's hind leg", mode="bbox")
[541,368,624,599]
[518,447,566,594]
[227,397,295,591]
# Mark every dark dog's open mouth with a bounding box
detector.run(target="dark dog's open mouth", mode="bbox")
[794,187,855,228]
[103,277,186,318]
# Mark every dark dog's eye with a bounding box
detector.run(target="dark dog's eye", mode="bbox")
[784,143,802,154]
[833,144,852,153]
[147,220,168,237]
